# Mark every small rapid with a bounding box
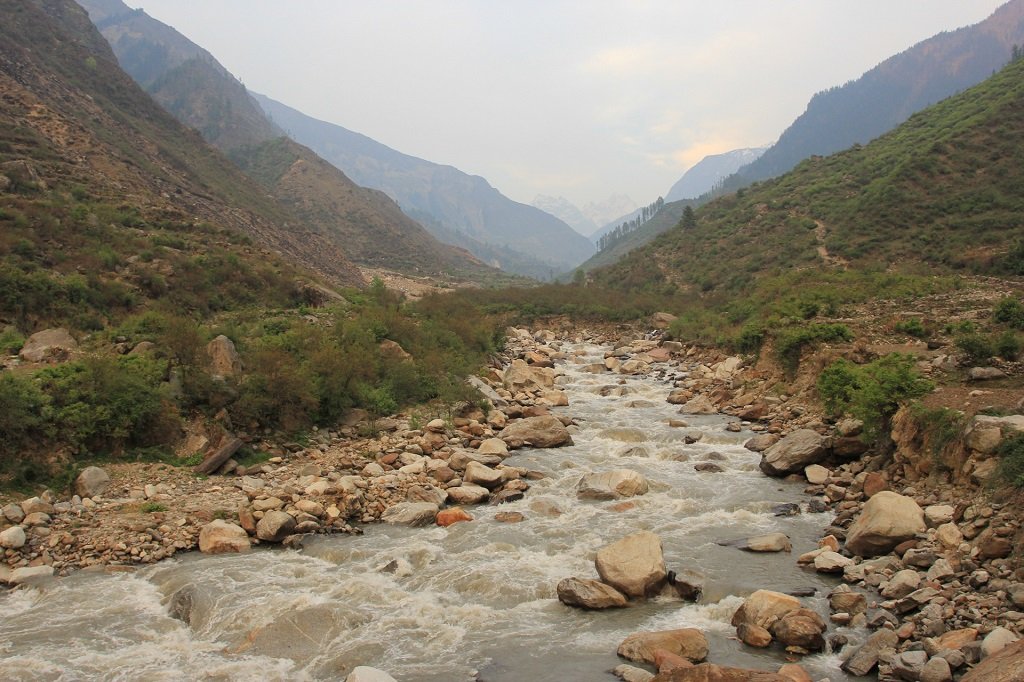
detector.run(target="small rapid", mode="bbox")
[0,343,864,681]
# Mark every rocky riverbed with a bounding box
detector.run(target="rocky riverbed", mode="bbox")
[2,326,1023,681]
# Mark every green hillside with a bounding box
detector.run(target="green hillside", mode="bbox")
[595,56,1024,304]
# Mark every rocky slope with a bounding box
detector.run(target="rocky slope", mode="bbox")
[1,0,364,288]
[77,0,498,283]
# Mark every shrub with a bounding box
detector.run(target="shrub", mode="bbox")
[0,327,25,355]
[776,323,853,373]
[908,404,967,463]
[996,433,1024,487]
[0,372,49,461]
[894,318,928,338]
[994,297,1024,329]
[955,333,996,364]
[35,355,178,455]
[817,353,933,441]
[996,331,1022,360]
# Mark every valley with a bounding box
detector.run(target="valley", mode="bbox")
[1,1,1024,681]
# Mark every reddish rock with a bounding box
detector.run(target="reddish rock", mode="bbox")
[962,639,1024,681]
[862,472,888,497]
[737,623,773,648]
[654,650,693,673]
[436,507,473,527]
[618,629,709,665]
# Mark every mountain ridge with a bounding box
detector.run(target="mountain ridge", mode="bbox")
[727,0,1024,187]
[254,92,596,279]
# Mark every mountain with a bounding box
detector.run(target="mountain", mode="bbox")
[77,0,498,283]
[0,0,365,295]
[581,195,638,231]
[532,195,598,236]
[727,0,1024,188]
[664,147,766,202]
[253,93,597,279]
[575,200,690,274]
[594,55,1024,296]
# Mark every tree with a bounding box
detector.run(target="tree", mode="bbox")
[681,205,697,229]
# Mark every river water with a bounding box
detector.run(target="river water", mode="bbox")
[0,344,866,681]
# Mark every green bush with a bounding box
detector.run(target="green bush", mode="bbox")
[35,355,178,455]
[0,372,49,460]
[955,333,996,364]
[776,323,854,373]
[908,404,967,461]
[894,318,928,338]
[996,331,1022,360]
[994,297,1024,329]
[818,353,933,441]
[0,328,25,355]
[996,433,1024,487]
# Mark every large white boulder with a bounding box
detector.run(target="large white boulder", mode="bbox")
[759,429,829,476]
[577,469,649,500]
[595,531,667,598]
[845,491,926,557]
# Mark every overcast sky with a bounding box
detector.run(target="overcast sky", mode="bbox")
[131,1,1006,208]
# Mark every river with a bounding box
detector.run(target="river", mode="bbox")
[0,343,866,681]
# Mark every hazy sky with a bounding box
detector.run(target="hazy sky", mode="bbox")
[131,1,1006,208]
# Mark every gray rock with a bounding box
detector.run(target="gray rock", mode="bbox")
[463,461,504,489]
[968,366,1005,380]
[19,328,77,362]
[556,577,628,609]
[8,565,54,585]
[595,531,667,598]
[744,433,780,452]
[845,491,926,557]
[982,627,1020,658]
[759,429,829,476]
[842,628,899,676]
[1,503,24,523]
[445,485,489,505]
[206,335,242,376]
[500,415,573,448]
[0,525,26,549]
[381,502,438,527]
[255,510,296,542]
[74,466,111,498]
[920,656,953,682]
[577,469,649,500]
[198,520,251,554]
[611,664,655,682]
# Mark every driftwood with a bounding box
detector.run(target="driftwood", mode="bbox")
[193,437,243,475]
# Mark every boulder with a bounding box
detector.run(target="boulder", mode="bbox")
[463,461,504,489]
[255,511,296,542]
[968,366,1006,381]
[813,551,853,573]
[477,438,509,456]
[556,577,628,609]
[982,627,1020,658]
[0,525,26,549]
[651,312,678,329]
[198,520,251,554]
[595,530,667,598]
[881,569,921,599]
[679,396,717,415]
[731,590,801,631]
[845,491,926,557]
[7,565,54,585]
[381,502,438,526]
[770,608,826,651]
[206,335,242,376]
[841,629,899,676]
[19,328,77,362]
[804,464,829,485]
[737,623,773,648]
[613,665,656,682]
[920,657,952,682]
[500,415,573,448]
[744,434,780,452]
[446,485,489,505]
[74,466,111,498]
[738,533,792,553]
[617,629,709,665]
[759,430,829,476]
[503,359,555,390]
[436,507,473,527]
[344,667,398,682]
[962,639,1024,681]
[577,469,650,500]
